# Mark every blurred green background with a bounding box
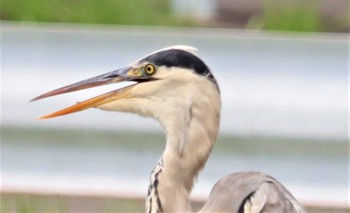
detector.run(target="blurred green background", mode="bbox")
[0,0,349,32]
[0,0,192,26]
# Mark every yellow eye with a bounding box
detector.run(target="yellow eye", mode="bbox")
[144,64,156,75]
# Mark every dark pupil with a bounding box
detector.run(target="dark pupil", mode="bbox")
[147,66,152,72]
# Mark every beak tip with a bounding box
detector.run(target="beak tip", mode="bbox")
[37,115,48,120]
[38,113,60,120]
[31,94,50,102]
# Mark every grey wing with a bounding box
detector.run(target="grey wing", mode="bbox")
[199,172,306,213]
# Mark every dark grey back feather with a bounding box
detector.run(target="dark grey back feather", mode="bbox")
[200,171,306,213]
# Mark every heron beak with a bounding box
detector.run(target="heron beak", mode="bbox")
[32,66,141,119]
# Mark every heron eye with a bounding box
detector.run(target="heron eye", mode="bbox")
[144,64,156,75]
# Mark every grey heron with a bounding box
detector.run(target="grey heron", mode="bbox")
[32,46,306,213]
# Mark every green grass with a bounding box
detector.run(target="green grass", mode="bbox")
[1,193,145,213]
[1,0,342,32]
[1,192,346,213]
[248,0,323,32]
[0,0,193,26]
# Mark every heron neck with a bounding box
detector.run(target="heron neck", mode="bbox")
[146,93,221,212]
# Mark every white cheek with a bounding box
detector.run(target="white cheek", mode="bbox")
[96,98,160,118]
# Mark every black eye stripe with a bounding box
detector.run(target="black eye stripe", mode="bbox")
[139,49,219,92]
[140,50,217,81]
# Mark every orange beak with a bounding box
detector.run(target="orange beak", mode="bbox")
[32,66,141,119]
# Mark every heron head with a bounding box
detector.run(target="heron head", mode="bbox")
[32,45,219,120]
